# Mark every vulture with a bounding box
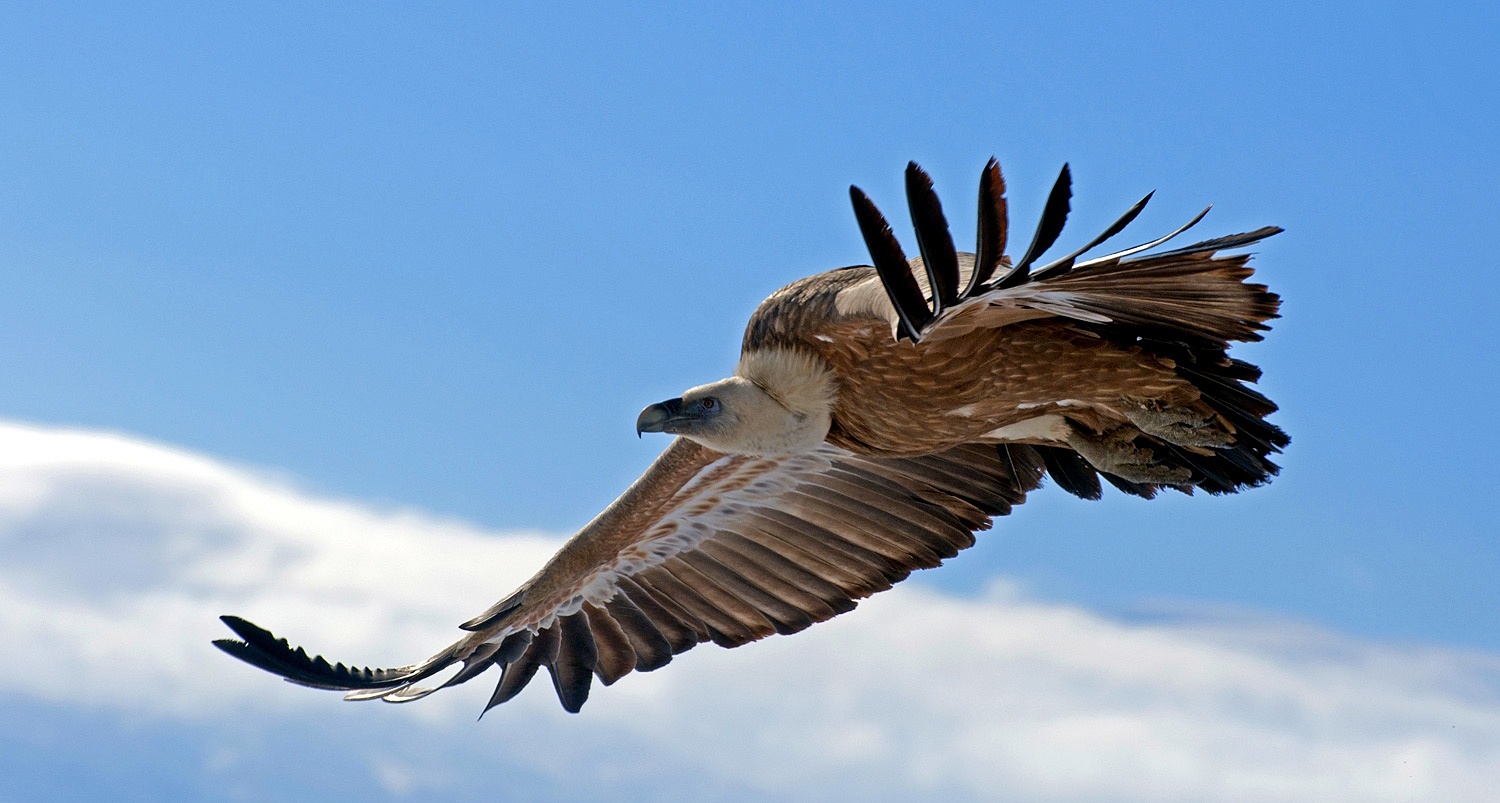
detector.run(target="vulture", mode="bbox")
[216,157,1287,715]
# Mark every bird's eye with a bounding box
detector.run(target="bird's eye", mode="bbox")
[701,397,716,410]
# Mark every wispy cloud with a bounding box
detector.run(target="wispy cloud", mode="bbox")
[0,421,1496,802]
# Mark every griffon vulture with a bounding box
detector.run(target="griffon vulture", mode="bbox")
[216,158,1286,715]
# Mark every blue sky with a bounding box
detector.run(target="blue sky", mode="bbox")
[0,3,1497,801]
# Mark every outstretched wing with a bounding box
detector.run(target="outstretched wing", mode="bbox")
[842,159,1287,501]
[215,438,1046,713]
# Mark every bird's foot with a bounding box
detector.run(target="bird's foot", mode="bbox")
[1123,401,1233,448]
[1065,425,1192,485]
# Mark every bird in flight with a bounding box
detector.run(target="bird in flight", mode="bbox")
[216,157,1287,715]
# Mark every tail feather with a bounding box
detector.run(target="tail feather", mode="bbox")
[1129,349,1289,496]
[1011,251,1281,348]
[1101,471,1159,499]
[1034,445,1103,500]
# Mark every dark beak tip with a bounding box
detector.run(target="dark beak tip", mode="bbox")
[635,397,684,436]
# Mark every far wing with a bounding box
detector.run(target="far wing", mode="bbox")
[215,438,1045,714]
[836,160,1287,503]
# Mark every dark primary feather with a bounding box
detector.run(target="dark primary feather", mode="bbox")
[583,603,638,685]
[1031,191,1154,281]
[549,613,597,713]
[1135,226,1284,261]
[996,163,1072,288]
[965,158,1008,297]
[850,186,931,340]
[485,626,556,713]
[905,162,961,314]
[1077,206,1211,267]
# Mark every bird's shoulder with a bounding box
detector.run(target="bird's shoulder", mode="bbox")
[740,266,882,354]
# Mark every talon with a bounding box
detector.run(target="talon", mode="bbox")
[1124,401,1233,448]
[1064,425,1193,486]
[1114,461,1193,485]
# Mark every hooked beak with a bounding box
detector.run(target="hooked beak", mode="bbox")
[636,397,685,437]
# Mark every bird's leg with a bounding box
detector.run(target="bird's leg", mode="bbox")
[1122,399,1233,448]
[1064,423,1192,485]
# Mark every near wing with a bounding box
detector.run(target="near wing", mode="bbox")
[215,438,1046,713]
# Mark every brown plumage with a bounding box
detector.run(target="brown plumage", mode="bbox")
[215,157,1286,714]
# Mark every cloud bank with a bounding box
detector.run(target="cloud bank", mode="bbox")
[0,421,1496,802]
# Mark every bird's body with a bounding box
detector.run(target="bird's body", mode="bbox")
[747,265,1201,457]
[216,157,1287,714]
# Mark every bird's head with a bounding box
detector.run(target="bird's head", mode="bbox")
[635,349,836,456]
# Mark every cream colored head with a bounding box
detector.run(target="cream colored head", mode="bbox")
[635,348,837,455]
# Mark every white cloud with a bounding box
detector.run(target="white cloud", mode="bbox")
[0,420,1496,802]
